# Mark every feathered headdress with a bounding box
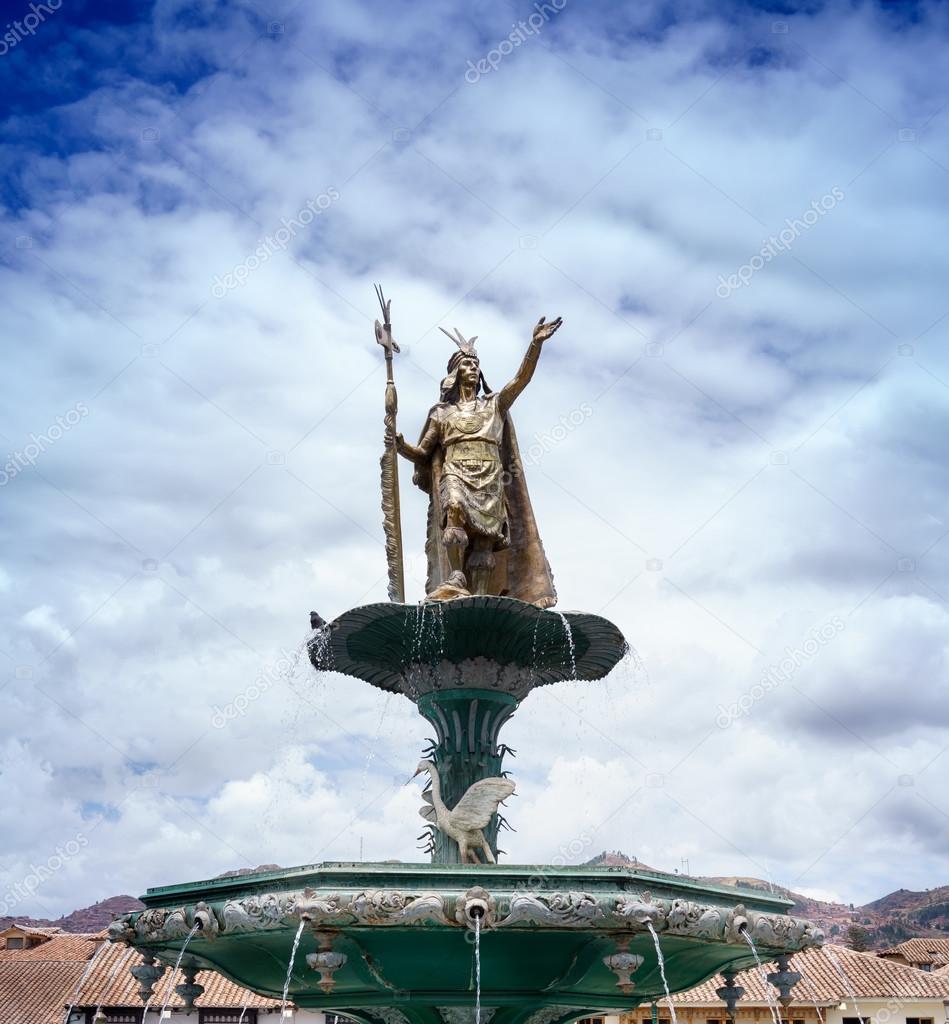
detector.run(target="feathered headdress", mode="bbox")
[438,326,490,400]
[438,326,479,358]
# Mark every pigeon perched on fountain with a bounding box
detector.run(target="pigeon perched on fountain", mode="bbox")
[413,759,515,864]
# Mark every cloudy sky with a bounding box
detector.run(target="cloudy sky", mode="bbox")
[2,0,949,921]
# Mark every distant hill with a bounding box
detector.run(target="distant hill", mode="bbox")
[585,851,949,950]
[7,858,947,947]
[0,895,144,934]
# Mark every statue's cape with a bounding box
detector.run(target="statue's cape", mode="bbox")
[412,405,557,608]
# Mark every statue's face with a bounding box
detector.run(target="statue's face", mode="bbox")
[458,356,480,389]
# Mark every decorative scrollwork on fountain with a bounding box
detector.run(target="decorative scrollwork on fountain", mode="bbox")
[496,891,606,928]
[222,892,304,933]
[614,895,668,929]
[523,1006,587,1024]
[666,899,728,941]
[108,907,192,944]
[364,1008,412,1024]
[350,889,453,926]
[297,890,347,926]
[407,659,535,700]
[738,906,823,950]
[439,1009,497,1024]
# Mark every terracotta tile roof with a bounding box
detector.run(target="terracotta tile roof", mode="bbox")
[0,959,88,1024]
[878,939,949,967]
[0,933,102,961]
[72,941,282,1011]
[670,945,949,1006]
[0,924,65,938]
[0,935,281,1023]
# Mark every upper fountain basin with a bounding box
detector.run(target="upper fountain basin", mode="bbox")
[308,595,628,699]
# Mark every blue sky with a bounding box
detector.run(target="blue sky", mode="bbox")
[2,0,949,919]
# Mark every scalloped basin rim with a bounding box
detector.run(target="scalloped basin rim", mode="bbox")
[140,861,794,912]
[308,595,629,693]
[112,862,821,1020]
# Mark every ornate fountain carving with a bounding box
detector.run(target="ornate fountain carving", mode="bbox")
[496,891,606,928]
[716,968,745,1022]
[129,954,166,1000]
[349,889,453,926]
[306,932,348,994]
[767,954,802,1006]
[175,959,204,1011]
[603,937,645,994]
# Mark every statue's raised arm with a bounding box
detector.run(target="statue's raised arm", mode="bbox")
[497,316,563,416]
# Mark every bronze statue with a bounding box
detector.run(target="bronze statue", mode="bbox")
[380,303,561,607]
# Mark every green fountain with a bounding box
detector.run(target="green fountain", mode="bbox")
[108,295,821,1024]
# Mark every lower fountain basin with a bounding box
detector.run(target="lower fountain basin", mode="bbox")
[108,861,821,1024]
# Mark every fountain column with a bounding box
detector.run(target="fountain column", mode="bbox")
[416,688,516,862]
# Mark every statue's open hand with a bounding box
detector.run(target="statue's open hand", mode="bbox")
[533,315,563,343]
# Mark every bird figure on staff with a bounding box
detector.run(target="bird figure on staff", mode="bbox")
[374,287,561,608]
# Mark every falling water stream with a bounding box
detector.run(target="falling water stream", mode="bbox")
[282,919,307,1017]
[361,692,394,792]
[63,940,111,1024]
[158,922,201,1020]
[555,612,578,680]
[530,612,543,674]
[740,930,781,1024]
[797,959,826,1024]
[645,922,678,1024]
[826,946,867,1022]
[474,914,482,1024]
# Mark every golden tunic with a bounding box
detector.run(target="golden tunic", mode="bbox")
[432,393,508,545]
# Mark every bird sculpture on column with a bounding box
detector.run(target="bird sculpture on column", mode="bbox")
[413,759,515,864]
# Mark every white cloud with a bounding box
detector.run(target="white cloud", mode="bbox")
[1,0,948,917]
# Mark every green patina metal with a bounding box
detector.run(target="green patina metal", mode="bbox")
[108,597,823,1022]
[110,861,819,1024]
[416,689,516,862]
[308,596,628,865]
[308,597,626,691]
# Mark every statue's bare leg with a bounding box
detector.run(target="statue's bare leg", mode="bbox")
[443,505,469,577]
[467,536,496,596]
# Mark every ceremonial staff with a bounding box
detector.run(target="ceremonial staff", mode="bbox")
[374,284,406,603]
